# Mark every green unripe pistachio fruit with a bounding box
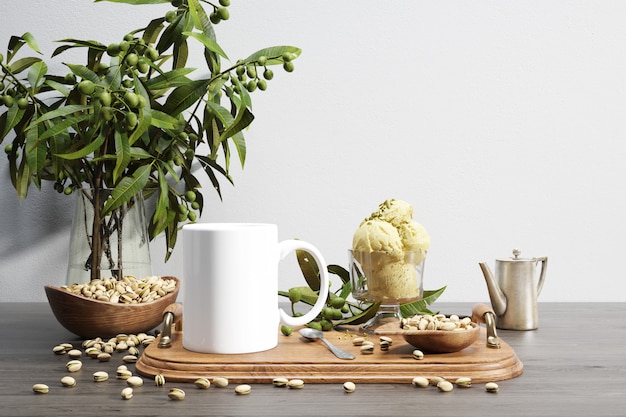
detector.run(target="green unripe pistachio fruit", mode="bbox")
[137,94,147,108]
[288,287,302,304]
[171,0,183,6]
[0,53,3,64]
[191,201,200,210]
[2,95,14,107]
[282,52,294,62]
[4,144,13,154]
[119,41,130,52]
[137,60,150,74]
[77,80,96,96]
[209,12,221,24]
[330,296,346,309]
[217,7,230,20]
[246,80,257,92]
[63,186,73,195]
[165,10,177,23]
[98,91,112,106]
[280,325,292,336]
[185,148,195,159]
[307,321,322,331]
[283,61,295,73]
[257,79,267,91]
[146,46,159,62]
[17,97,29,109]
[341,304,350,314]
[236,65,246,76]
[246,66,257,78]
[257,56,267,66]
[263,68,274,80]
[187,211,197,221]
[125,112,138,129]
[126,53,139,66]
[320,319,334,331]
[101,106,115,121]
[178,203,188,214]
[124,91,140,108]
[106,43,121,57]
[184,190,197,202]
[219,0,230,6]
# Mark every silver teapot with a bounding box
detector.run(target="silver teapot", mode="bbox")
[479,249,548,330]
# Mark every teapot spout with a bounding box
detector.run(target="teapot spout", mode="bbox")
[479,262,507,316]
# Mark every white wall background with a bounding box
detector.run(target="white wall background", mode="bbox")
[1,0,625,302]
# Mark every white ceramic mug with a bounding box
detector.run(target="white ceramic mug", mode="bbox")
[182,223,330,354]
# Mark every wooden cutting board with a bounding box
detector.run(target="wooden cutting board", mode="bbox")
[136,326,523,384]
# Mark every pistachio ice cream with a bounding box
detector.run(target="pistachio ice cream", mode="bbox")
[351,199,430,302]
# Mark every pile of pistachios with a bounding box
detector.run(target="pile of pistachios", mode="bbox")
[401,313,473,331]
[61,275,177,304]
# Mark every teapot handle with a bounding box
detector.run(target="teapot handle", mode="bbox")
[535,257,548,297]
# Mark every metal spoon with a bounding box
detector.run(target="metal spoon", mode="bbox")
[298,328,355,360]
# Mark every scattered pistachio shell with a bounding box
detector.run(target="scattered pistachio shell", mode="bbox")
[117,369,133,380]
[213,377,229,388]
[97,352,112,362]
[411,377,429,388]
[352,337,366,346]
[194,377,211,389]
[127,376,144,387]
[343,381,356,393]
[412,349,424,360]
[121,387,134,400]
[379,336,393,344]
[287,379,304,389]
[32,383,49,394]
[455,377,472,388]
[235,384,251,395]
[155,374,166,387]
[360,344,374,355]
[379,340,391,351]
[67,349,82,359]
[272,377,289,387]
[122,355,138,363]
[437,380,454,392]
[168,388,186,400]
[430,376,445,386]
[53,345,67,355]
[61,376,76,387]
[93,371,109,382]
[66,360,82,372]
[485,382,499,393]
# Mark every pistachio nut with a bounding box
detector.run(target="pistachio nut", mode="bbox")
[430,376,446,386]
[235,384,251,395]
[53,345,67,355]
[168,388,186,401]
[117,369,133,380]
[412,349,424,360]
[411,377,429,388]
[116,341,129,351]
[66,360,83,372]
[287,379,304,389]
[342,381,356,393]
[61,376,76,387]
[85,347,100,358]
[67,349,82,359]
[213,377,229,388]
[360,344,374,355]
[127,376,144,387]
[128,346,140,356]
[122,354,138,363]
[97,352,112,362]
[455,377,472,388]
[117,365,128,372]
[155,374,166,387]
[379,336,393,344]
[485,382,499,393]
[32,383,49,394]
[437,380,454,392]
[61,342,74,350]
[121,387,134,400]
[194,377,211,389]
[272,377,289,387]
[93,371,109,382]
[352,337,366,346]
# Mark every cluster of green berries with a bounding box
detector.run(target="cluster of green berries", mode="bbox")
[233,51,298,94]
[0,53,32,111]
[285,287,348,332]
[177,189,200,222]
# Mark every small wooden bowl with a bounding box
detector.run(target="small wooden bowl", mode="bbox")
[375,320,480,353]
[44,276,179,338]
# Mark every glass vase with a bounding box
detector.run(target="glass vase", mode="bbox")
[349,249,426,331]
[66,188,152,284]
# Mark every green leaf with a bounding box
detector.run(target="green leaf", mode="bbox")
[151,166,170,236]
[187,0,216,41]
[44,79,71,97]
[55,130,105,160]
[65,63,101,84]
[102,165,151,215]
[113,129,131,182]
[27,61,48,91]
[28,105,90,125]
[8,57,43,74]
[296,249,321,292]
[183,32,228,60]
[21,32,42,53]
[172,40,189,69]
[328,264,350,284]
[245,46,302,65]
[1,105,26,139]
[149,109,181,130]
[278,286,320,307]
[128,109,152,145]
[25,121,45,181]
[95,0,170,5]
[400,286,447,317]
[220,105,254,143]
[163,79,210,115]
[144,68,195,90]
[338,303,382,326]
[38,115,91,141]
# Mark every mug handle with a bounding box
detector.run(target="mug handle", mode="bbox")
[277,240,330,327]
[535,256,548,297]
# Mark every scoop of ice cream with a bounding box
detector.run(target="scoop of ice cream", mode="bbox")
[352,219,403,254]
[398,220,430,253]
[369,199,414,228]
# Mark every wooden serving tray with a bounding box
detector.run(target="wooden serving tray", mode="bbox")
[136,326,523,384]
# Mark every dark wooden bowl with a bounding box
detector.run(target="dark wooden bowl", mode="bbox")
[44,276,179,338]
[375,321,480,353]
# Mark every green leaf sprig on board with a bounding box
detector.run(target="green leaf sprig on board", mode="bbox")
[278,250,447,331]
[0,0,301,280]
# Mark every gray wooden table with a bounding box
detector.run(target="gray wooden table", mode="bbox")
[1,302,624,416]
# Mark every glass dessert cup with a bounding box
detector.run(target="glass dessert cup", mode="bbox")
[349,249,426,332]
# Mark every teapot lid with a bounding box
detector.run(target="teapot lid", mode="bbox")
[497,248,532,262]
